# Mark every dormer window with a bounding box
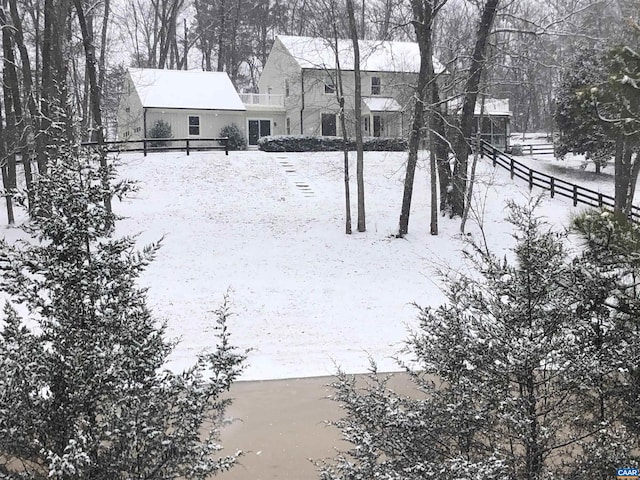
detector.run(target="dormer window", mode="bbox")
[371,76,381,95]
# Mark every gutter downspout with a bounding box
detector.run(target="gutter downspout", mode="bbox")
[143,107,147,138]
[300,69,305,134]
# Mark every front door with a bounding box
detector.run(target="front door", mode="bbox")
[373,115,383,137]
[248,119,271,145]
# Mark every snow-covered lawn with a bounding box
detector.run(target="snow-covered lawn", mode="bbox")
[0,147,622,380]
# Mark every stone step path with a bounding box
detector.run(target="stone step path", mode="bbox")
[277,156,315,197]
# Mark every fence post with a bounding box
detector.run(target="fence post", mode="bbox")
[598,193,603,207]
[143,139,147,157]
[528,169,533,190]
[510,158,514,179]
[573,185,578,206]
[550,177,555,198]
[186,139,190,156]
[529,145,533,155]
[225,137,229,156]
[492,149,497,167]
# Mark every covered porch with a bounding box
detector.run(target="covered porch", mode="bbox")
[362,97,404,138]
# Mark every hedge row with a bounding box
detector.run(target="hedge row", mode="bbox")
[257,135,408,152]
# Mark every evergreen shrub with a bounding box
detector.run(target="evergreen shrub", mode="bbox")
[148,119,173,147]
[257,135,407,152]
[0,145,246,479]
[220,124,247,150]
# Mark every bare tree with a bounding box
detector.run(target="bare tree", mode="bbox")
[346,0,365,232]
[448,0,499,218]
[398,0,448,237]
[73,0,112,214]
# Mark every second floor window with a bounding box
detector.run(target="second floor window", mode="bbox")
[285,79,290,97]
[188,115,200,135]
[324,78,335,94]
[371,76,381,95]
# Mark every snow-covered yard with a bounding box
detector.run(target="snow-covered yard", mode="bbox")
[0,147,622,380]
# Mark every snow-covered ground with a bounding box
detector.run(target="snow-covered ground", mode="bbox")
[0,147,621,380]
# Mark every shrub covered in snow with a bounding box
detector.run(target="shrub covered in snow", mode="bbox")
[257,135,407,152]
[148,119,173,147]
[220,123,247,150]
[0,143,246,479]
[319,199,640,479]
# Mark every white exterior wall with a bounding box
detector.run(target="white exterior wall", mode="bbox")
[116,74,144,141]
[259,39,417,138]
[259,39,305,136]
[300,69,414,137]
[144,108,246,141]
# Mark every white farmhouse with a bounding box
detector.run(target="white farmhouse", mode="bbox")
[116,36,511,149]
[258,35,445,138]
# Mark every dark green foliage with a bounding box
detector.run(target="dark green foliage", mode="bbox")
[257,135,408,152]
[555,30,640,213]
[555,48,613,170]
[148,119,173,147]
[571,210,640,432]
[219,124,247,150]
[320,200,640,480]
[0,145,246,479]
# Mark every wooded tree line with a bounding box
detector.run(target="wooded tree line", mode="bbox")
[0,0,635,228]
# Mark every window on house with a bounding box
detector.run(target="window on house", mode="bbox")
[321,113,337,136]
[286,117,291,135]
[188,115,200,135]
[324,78,336,94]
[371,76,381,95]
[285,79,290,97]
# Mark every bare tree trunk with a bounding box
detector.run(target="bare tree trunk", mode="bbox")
[346,0,365,232]
[460,96,486,233]
[7,0,35,203]
[614,136,627,215]
[74,0,112,214]
[460,132,480,233]
[450,0,499,217]
[0,101,15,226]
[339,96,352,235]
[613,137,639,217]
[1,9,18,223]
[39,0,73,173]
[216,0,227,72]
[398,0,437,237]
[626,152,640,216]
[98,0,110,94]
[329,12,352,234]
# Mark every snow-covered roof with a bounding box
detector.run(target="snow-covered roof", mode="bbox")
[449,97,512,116]
[363,97,403,112]
[128,68,246,111]
[276,35,445,75]
[475,98,511,116]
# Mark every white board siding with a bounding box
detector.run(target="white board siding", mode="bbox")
[145,108,246,141]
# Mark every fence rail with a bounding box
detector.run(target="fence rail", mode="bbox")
[510,143,555,156]
[479,141,640,221]
[81,137,229,156]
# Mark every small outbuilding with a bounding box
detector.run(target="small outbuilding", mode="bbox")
[117,68,247,145]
